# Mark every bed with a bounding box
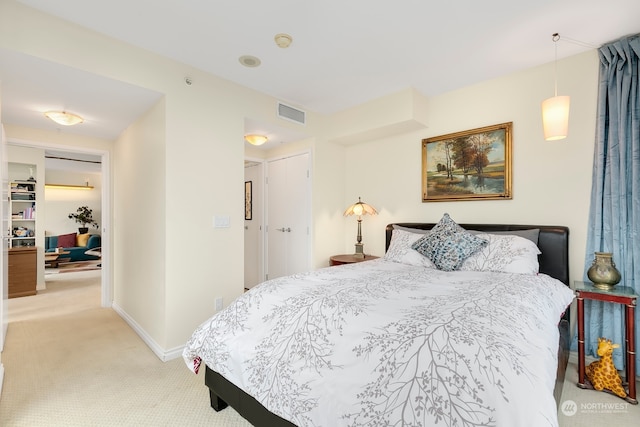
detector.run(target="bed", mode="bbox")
[183,220,573,426]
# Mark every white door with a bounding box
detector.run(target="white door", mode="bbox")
[244,161,263,289]
[267,153,310,280]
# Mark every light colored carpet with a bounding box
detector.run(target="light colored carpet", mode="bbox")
[1,270,638,426]
[1,270,251,427]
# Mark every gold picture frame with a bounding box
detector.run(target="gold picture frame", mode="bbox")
[421,122,512,202]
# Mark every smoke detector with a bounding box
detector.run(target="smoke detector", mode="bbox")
[239,55,261,67]
[274,33,292,48]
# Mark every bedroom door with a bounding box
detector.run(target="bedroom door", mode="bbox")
[266,153,310,280]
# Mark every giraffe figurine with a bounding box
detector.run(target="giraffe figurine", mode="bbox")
[585,337,627,398]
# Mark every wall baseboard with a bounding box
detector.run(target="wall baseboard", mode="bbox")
[0,363,4,399]
[111,303,183,362]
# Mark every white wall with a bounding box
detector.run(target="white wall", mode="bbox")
[113,96,166,346]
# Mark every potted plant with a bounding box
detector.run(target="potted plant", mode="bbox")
[68,206,99,234]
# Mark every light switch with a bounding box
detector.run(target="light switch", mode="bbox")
[213,215,230,228]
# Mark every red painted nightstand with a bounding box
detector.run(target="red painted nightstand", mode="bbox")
[575,281,638,404]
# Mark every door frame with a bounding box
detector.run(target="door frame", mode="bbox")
[4,138,111,308]
[244,156,265,287]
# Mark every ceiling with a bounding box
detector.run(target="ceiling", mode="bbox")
[2,0,640,150]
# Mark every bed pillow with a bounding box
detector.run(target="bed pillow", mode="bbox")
[468,228,540,245]
[459,233,541,274]
[384,229,436,268]
[392,225,430,234]
[411,213,488,271]
[57,232,77,248]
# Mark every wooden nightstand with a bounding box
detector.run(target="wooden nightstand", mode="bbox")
[574,281,638,404]
[329,254,379,266]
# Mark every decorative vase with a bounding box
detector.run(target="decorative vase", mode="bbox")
[78,227,89,234]
[587,252,621,289]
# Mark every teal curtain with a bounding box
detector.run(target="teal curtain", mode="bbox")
[582,34,640,369]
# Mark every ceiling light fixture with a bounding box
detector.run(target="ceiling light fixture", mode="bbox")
[44,110,84,126]
[244,134,268,146]
[274,33,293,48]
[541,33,570,141]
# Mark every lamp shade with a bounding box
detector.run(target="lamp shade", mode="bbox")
[244,134,268,146]
[344,197,377,217]
[44,111,84,126]
[542,95,570,141]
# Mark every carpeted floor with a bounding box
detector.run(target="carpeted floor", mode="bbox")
[1,270,638,426]
[1,270,251,427]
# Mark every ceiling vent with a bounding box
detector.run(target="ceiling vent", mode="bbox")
[277,102,306,125]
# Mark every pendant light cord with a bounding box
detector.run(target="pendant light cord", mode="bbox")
[553,33,560,97]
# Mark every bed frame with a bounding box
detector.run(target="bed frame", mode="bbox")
[204,223,571,426]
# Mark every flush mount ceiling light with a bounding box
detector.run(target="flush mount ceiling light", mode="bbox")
[274,33,293,48]
[244,134,268,146]
[239,55,261,68]
[541,33,570,141]
[44,110,84,126]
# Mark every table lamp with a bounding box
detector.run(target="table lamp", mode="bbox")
[344,197,377,258]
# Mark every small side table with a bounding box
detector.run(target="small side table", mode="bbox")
[329,254,379,266]
[574,281,638,404]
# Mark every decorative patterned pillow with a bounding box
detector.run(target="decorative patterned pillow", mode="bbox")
[384,229,436,268]
[459,233,541,274]
[411,213,488,271]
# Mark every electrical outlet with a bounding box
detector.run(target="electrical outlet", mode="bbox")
[215,297,223,312]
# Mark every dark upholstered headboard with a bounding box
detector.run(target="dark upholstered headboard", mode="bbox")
[385,223,569,286]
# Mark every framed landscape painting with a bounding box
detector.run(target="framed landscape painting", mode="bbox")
[421,122,512,202]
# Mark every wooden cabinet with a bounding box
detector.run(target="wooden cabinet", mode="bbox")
[8,247,37,298]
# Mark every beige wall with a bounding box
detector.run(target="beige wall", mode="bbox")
[0,0,599,361]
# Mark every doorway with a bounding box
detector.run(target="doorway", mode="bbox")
[244,159,264,289]
[4,141,110,310]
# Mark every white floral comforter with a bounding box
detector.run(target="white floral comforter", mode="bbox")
[183,259,574,427]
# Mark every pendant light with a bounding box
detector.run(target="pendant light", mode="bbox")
[542,33,570,141]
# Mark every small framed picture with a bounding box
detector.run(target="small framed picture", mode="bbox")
[421,122,512,202]
[245,181,252,220]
